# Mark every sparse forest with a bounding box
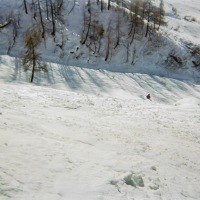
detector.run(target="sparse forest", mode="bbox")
[0,0,199,82]
[81,0,166,62]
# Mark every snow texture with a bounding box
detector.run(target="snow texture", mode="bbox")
[1,53,200,200]
[0,0,200,200]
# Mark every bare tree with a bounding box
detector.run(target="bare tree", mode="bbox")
[56,0,64,16]
[123,41,130,63]
[12,19,18,47]
[105,24,111,61]
[7,17,18,54]
[114,10,121,49]
[108,0,111,10]
[96,24,104,53]
[86,18,104,55]
[57,24,67,58]
[68,0,77,15]
[24,0,28,14]
[101,0,104,12]
[129,0,140,44]
[144,0,152,38]
[31,0,37,20]
[37,0,45,39]
[45,0,50,20]
[81,0,92,45]
[22,26,46,82]
[131,44,136,65]
[49,0,56,36]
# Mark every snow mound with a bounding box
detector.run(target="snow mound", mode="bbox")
[124,174,144,187]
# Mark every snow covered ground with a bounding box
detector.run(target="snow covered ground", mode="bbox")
[1,0,200,199]
[164,0,200,45]
[1,54,200,200]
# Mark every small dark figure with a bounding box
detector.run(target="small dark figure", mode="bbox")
[146,94,151,100]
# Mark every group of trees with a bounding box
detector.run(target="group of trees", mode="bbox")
[1,0,166,82]
[81,0,166,62]
[1,0,66,82]
[23,0,64,38]
[22,0,65,82]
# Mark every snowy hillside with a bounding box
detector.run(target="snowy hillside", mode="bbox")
[0,0,200,79]
[1,0,200,200]
[1,55,200,200]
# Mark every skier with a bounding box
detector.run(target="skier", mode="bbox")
[146,94,151,101]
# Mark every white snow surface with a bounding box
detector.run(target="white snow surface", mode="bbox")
[1,54,200,200]
[1,0,200,199]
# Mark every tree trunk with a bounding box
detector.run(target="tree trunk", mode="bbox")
[105,31,110,61]
[50,0,56,36]
[32,0,37,20]
[108,0,111,10]
[101,0,103,12]
[24,0,28,14]
[81,10,92,45]
[128,13,134,36]
[130,25,136,44]
[114,13,120,49]
[145,2,151,38]
[38,0,45,39]
[57,0,63,15]
[31,48,35,83]
[46,0,50,20]
[145,23,149,38]
[68,0,76,15]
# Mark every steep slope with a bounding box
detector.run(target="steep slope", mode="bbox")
[1,55,200,200]
[0,0,200,80]
[163,0,200,45]
[1,54,200,103]
[1,1,200,199]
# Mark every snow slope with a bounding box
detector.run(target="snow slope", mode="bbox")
[0,0,200,79]
[1,55,200,200]
[163,0,200,45]
[1,0,200,199]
